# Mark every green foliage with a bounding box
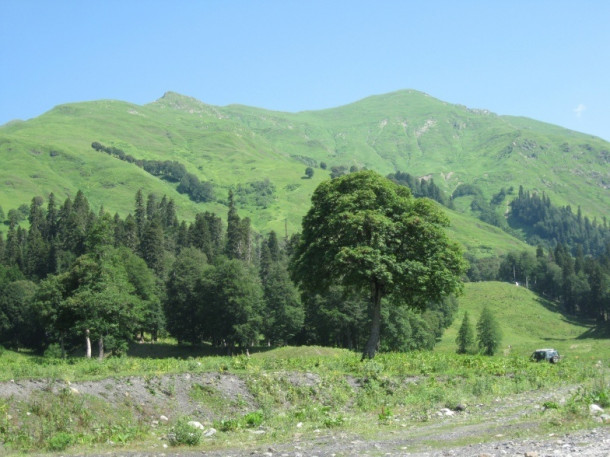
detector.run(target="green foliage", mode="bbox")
[292,171,466,358]
[168,417,202,446]
[305,167,314,178]
[198,257,264,347]
[455,311,475,354]
[47,432,74,451]
[388,171,448,206]
[234,179,276,208]
[476,306,502,356]
[164,247,209,344]
[509,187,610,256]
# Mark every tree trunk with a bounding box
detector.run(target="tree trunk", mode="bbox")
[362,284,383,360]
[98,336,104,360]
[85,329,91,359]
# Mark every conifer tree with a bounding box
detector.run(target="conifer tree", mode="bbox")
[455,311,475,354]
[476,306,502,355]
[134,189,146,242]
[45,193,58,242]
[225,190,242,260]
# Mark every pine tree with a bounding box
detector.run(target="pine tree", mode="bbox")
[476,306,502,355]
[134,189,146,242]
[45,193,58,242]
[455,311,475,354]
[226,191,242,260]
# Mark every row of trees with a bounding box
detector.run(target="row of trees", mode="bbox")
[0,172,465,358]
[91,142,215,203]
[509,186,610,256]
[455,308,502,355]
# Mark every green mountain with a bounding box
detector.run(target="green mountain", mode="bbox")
[437,281,610,359]
[1,90,608,255]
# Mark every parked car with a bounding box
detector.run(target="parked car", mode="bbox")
[530,348,560,363]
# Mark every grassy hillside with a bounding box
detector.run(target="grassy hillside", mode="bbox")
[437,281,610,361]
[1,90,609,254]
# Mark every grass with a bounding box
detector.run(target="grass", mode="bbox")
[0,347,606,454]
[2,89,609,247]
[0,280,608,454]
[437,281,610,364]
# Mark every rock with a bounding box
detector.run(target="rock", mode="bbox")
[439,408,455,416]
[159,415,169,422]
[600,414,610,424]
[70,387,79,394]
[204,427,216,437]
[151,420,159,426]
[525,452,538,457]
[296,422,303,428]
[188,420,205,430]
[589,404,604,415]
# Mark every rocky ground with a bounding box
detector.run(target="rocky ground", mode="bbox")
[1,374,608,456]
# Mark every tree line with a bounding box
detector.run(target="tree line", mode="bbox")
[91,142,215,203]
[0,179,459,358]
[466,243,610,322]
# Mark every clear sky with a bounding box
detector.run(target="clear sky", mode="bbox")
[2,1,609,141]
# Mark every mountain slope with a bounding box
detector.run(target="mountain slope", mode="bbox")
[437,281,610,359]
[1,90,608,252]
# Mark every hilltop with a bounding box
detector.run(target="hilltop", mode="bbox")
[0,89,609,254]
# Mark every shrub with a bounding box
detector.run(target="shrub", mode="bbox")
[242,411,263,427]
[47,432,74,451]
[168,418,202,446]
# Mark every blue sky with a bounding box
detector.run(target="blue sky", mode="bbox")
[2,1,609,140]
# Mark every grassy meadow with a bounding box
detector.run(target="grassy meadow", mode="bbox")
[0,280,608,454]
[2,90,610,238]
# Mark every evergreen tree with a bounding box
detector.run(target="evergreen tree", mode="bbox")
[455,311,475,354]
[140,219,166,277]
[45,193,58,242]
[262,262,304,345]
[476,307,502,356]
[225,191,242,260]
[134,189,146,242]
[164,247,208,344]
[198,257,264,349]
[28,196,46,233]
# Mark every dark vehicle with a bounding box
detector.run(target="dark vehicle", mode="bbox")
[531,348,560,363]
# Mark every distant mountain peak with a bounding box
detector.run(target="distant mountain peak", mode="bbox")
[152,91,213,113]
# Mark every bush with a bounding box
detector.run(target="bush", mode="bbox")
[47,432,74,451]
[168,418,202,446]
[242,411,263,427]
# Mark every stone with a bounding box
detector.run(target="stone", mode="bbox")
[525,452,538,457]
[600,414,610,424]
[204,427,217,437]
[159,415,169,422]
[589,404,604,415]
[187,420,204,430]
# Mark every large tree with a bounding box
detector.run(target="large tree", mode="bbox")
[291,171,466,359]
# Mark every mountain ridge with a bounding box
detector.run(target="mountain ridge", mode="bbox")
[0,89,608,254]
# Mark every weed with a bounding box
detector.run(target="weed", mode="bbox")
[47,432,74,451]
[378,406,393,422]
[168,417,202,446]
[242,410,264,427]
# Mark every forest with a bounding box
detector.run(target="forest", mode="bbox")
[0,173,608,359]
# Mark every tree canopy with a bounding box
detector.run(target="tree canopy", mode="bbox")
[291,170,466,358]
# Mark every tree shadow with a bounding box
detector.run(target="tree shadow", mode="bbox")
[533,296,608,340]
